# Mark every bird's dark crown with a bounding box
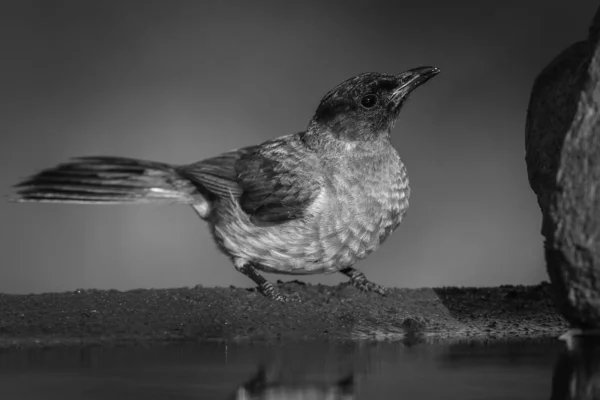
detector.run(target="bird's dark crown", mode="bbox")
[308,68,439,143]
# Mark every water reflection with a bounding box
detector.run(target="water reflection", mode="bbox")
[0,338,588,399]
[550,334,600,400]
[232,364,354,400]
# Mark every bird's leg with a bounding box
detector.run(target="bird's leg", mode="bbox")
[340,267,387,296]
[234,261,299,302]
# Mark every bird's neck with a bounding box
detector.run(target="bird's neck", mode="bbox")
[301,121,393,158]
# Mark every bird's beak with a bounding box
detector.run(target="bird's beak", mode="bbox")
[391,66,440,103]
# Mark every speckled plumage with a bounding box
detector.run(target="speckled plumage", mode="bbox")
[12,67,440,301]
[208,133,409,275]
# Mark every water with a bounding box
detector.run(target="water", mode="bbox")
[0,339,570,399]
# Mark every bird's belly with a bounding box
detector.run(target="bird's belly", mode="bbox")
[210,199,336,274]
[313,199,407,265]
[211,184,408,275]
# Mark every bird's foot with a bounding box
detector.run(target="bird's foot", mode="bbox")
[340,267,387,296]
[258,282,301,303]
[235,260,301,302]
[351,279,387,296]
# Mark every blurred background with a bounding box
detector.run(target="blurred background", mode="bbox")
[1,0,597,294]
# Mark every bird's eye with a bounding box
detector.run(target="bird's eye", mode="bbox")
[399,75,411,85]
[360,94,378,109]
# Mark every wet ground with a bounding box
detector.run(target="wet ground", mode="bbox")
[0,282,568,348]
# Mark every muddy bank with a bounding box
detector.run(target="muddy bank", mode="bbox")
[0,281,568,349]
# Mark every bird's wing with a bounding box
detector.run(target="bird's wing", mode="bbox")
[179,134,323,225]
[235,134,323,225]
[177,146,256,199]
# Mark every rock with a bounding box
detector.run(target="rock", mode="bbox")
[525,7,600,328]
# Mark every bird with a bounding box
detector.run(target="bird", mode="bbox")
[10,66,440,302]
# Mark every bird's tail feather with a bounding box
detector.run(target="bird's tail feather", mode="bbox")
[10,156,199,205]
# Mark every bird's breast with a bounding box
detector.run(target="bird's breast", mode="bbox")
[313,152,410,267]
[211,149,410,275]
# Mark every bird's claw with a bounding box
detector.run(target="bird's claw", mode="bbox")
[351,279,387,296]
[259,282,301,302]
[340,267,387,296]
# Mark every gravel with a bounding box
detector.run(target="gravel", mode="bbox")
[0,281,568,349]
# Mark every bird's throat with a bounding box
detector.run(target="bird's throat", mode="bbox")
[301,122,393,156]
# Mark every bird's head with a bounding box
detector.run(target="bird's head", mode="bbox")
[308,67,440,143]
